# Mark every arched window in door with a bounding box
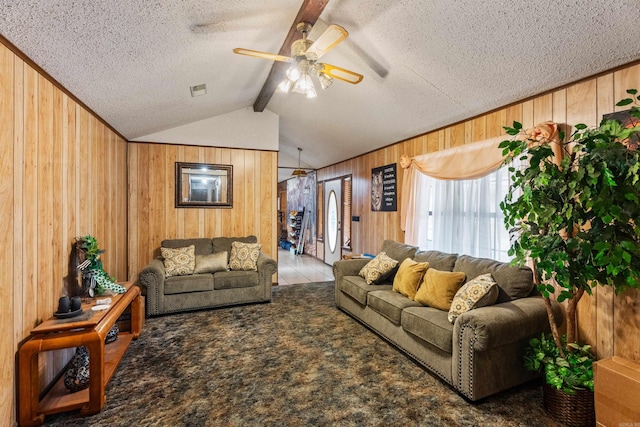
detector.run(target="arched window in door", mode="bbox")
[342,177,351,249]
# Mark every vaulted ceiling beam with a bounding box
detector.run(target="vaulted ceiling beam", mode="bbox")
[252,0,329,112]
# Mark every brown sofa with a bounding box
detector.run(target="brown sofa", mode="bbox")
[139,236,277,316]
[333,240,563,401]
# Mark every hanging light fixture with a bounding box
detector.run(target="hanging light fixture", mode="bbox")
[274,23,337,99]
[291,147,308,177]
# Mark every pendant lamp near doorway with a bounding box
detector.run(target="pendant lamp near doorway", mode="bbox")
[292,147,307,177]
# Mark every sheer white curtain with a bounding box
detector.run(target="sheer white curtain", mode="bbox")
[414,164,514,262]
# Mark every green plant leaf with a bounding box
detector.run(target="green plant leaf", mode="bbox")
[617,98,634,106]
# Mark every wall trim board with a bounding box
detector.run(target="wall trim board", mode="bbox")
[130,140,279,153]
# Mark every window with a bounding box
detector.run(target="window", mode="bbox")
[342,177,352,249]
[414,164,513,262]
[316,182,324,241]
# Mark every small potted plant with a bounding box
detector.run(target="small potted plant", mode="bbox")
[499,90,640,426]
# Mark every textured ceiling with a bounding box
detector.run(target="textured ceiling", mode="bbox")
[1,0,640,182]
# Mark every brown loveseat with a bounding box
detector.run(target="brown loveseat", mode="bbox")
[139,236,277,316]
[333,240,563,401]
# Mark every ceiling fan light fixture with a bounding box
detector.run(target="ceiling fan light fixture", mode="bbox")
[306,85,317,99]
[318,73,334,90]
[286,65,301,82]
[278,78,294,93]
[233,21,363,104]
[292,73,316,96]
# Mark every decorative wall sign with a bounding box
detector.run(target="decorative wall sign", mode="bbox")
[371,163,397,211]
[175,162,233,208]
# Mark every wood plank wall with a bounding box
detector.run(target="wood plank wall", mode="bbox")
[317,62,640,362]
[0,42,128,425]
[127,142,278,283]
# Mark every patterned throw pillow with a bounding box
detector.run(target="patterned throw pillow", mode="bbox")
[448,273,499,323]
[414,268,466,310]
[194,251,228,274]
[359,252,399,285]
[392,258,429,300]
[161,245,196,277]
[229,242,261,271]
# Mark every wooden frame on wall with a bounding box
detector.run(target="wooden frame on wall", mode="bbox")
[175,162,233,208]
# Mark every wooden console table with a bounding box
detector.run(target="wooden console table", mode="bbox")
[18,282,142,426]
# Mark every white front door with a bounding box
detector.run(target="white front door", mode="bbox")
[324,179,342,266]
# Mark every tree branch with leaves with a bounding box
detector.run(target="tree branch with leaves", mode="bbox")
[499,90,640,390]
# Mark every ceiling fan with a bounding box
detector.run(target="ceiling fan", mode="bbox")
[233,22,363,98]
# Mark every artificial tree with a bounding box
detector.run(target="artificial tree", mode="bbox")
[499,90,640,391]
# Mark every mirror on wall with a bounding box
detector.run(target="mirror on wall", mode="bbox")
[175,162,233,208]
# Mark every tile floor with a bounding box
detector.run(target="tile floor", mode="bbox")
[276,248,335,285]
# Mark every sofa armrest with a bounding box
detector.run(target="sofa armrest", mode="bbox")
[139,258,166,316]
[257,252,278,278]
[453,296,563,352]
[333,259,370,307]
[332,259,369,282]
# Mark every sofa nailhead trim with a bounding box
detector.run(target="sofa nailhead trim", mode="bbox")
[457,323,477,400]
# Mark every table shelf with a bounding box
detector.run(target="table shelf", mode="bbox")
[39,333,134,415]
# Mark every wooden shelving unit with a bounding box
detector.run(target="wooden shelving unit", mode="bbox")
[288,208,304,248]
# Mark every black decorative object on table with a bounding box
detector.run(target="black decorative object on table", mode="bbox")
[54,295,83,319]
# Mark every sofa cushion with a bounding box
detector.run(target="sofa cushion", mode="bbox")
[229,242,261,271]
[213,236,258,261]
[392,258,429,300]
[213,270,259,290]
[341,275,392,305]
[448,273,499,324]
[164,273,214,294]
[162,238,213,256]
[452,255,534,302]
[194,252,228,274]
[359,252,399,285]
[413,250,458,272]
[401,307,454,353]
[367,290,422,325]
[414,268,466,310]
[161,245,196,277]
[380,240,418,263]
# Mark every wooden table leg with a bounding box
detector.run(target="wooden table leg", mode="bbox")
[18,339,45,427]
[131,291,142,339]
[80,333,105,415]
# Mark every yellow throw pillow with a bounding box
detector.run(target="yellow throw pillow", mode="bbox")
[359,252,399,285]
[161,245,196,277]
[414,268,466,310]
[229,242,261,271]
[448,273,499,323]
[194,251,228,274]
[392,258,429,300]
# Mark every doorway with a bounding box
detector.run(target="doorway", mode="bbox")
[324,179,342,265]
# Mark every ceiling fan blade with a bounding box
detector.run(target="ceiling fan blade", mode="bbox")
[233,48,293,63]
[305,24,348,60]
[320,63,364,84]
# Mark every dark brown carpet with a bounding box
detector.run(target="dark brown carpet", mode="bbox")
[44,281,561,426]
